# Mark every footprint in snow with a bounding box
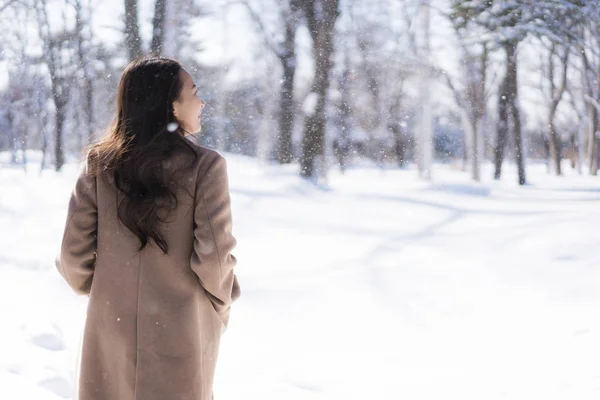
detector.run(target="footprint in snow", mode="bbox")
[23,321,66,351]
[39,375,73,398]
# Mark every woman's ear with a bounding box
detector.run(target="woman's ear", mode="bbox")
[172,103,179,119]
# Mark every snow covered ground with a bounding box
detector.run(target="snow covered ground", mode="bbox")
[1,151,599,399]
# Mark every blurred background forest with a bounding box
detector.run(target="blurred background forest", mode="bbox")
[1,0,600,185]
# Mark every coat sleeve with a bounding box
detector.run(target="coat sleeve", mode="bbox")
[55,163,98,296]
[191,155,240,330]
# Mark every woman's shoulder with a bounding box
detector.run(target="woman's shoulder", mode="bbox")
[180,136,226,181]
[185,136,223,165]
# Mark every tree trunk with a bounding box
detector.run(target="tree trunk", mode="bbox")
[124,0,142,60]
[389,124,405,169]
[300,112,321,178]
[20,124,28,171]
[595,135,600,175]
[40,130,48,174]
[494,76,509,180]
[75,0,95,146]
[50,76,68,171]
[511,93,526,185]
[470,118,480,181]
[591,76,600,176]
[335,59,352,172]
[580,42,598,176]
[47,62,69,171]
[7,110,17,164]
[547,116,562,175]
[52,84,67,170]
[277,22,296,164]
[36,0,70,171]
[416,0,432,180]
[39,94,49,173]
[54,111,66,171]
[545,44,569,176]
[495,42,526,185]
[85,81,94,144]
[298,0,339,179]
[387,74,406,169]
[577,118,584,175]
[151,0,167,55]
[589,110,599,175]
[299,41,332,178]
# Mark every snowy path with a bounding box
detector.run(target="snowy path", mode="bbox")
[1,155,599,399]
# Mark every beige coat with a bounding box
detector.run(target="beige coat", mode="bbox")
[56,141,240,400]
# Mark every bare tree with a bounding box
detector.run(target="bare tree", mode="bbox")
[6,84,20,165]
[8,71,45,169]
[452,0,594,183]
[296,0,340,179]
[276,3,300,164]
[240,0,301,164]
[495,42,526,184]
[386,74,409,169]
[353,19,382,138]
[415,0,433,180]
[444,10,495,181]
[541,41,570,175]
[384,0,417,169]
[2,1,55,170]
[37,82,51,172]
[124,0,142,60]
[441,43,492,182]
[451,1,528,184]
[35,0,75,171]
[580,27,600,175]
[151,0,166,55]
[332,51,352,172]
[343,0,416,170]
[73,0,96,147]
[164,0,208,59]
[565,81,586,175]
[2,3,30,166]
[0,0,20,13]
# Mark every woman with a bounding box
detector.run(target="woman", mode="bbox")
[56,57,240,400]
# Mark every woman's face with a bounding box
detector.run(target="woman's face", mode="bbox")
[173,69,205,135]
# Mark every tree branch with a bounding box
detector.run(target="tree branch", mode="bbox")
[584,94,600,114]
[553,45,570,106]
[236,0,280,55]
[0,0,20,13]
[433,66,466,111]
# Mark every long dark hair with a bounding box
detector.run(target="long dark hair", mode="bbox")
[87,57,198,254]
